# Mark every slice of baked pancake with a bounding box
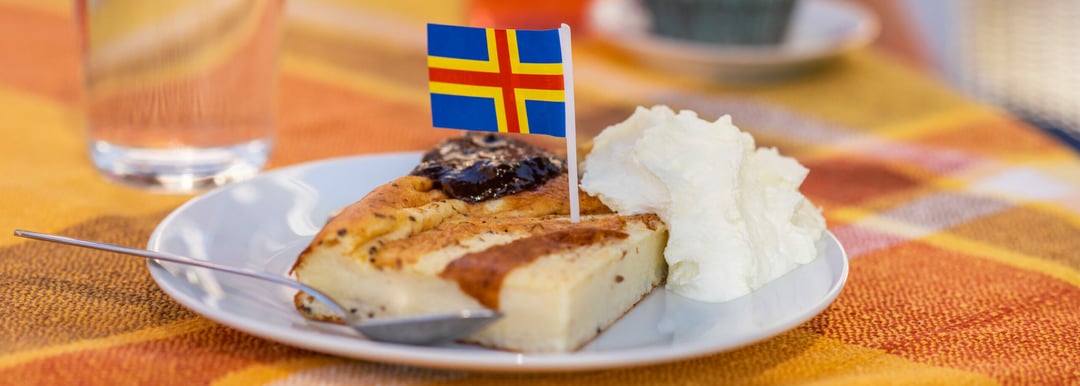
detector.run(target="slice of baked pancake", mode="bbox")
[290,134,668,352]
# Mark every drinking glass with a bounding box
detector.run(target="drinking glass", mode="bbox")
[76,0,283,193]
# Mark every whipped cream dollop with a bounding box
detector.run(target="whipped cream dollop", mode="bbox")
[581,105,825,302]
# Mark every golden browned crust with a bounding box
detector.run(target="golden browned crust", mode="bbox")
[291,173,618,273]
[461,171,612,217]
[293,293,339,322]
[441,228,630,309]
[291,176,447,272]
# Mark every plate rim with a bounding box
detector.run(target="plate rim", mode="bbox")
[147,152,849,372]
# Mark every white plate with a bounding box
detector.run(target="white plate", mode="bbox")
[147,153,848,372]
[589,0,880,81]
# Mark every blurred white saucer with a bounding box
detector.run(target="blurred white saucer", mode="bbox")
[589,0,880,82]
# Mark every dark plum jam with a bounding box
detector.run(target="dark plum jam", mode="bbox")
[409,133,565,202]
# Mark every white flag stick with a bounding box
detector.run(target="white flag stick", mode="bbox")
[559,24,579,223]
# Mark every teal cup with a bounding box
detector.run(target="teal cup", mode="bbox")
[642,0,797,45]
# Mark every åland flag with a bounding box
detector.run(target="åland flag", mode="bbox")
[427,23,580,222]
[427,23,574,138]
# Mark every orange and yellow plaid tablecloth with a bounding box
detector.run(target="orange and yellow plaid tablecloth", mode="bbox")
[2,1,1079,385]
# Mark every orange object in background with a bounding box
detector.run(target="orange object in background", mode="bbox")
[467,0,592,33]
